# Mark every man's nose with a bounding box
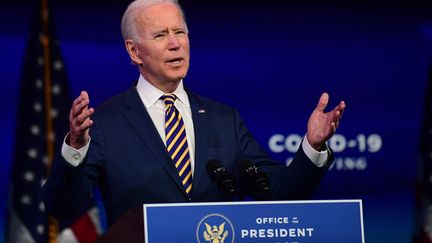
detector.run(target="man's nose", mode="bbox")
[167,33,180,50]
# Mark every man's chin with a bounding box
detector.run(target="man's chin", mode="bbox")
[167,72,187,82]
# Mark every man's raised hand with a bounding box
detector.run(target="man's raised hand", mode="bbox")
[306,92,345,151]
[68,91,94,149]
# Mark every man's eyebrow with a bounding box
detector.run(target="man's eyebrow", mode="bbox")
[152,28,169,35]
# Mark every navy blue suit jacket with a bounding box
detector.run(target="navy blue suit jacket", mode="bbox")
[43,86,332,226]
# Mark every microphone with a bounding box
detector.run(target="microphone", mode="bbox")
[239,160,272,200]
[206,159,236,197]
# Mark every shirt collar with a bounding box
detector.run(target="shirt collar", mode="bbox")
[136,75,190,109]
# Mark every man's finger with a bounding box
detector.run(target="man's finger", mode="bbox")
[79,118,93,131]
[336,101,346,115]
[315,92,329,112]
[330,101,345,118]
[72,99,85,114]
[331,122,337,133]
[71,92,84,107]
[72,91,91,114]
[73,98,90,115]
[72,91,88,107]
[76,113,87,123]
[71,117,93,134]
[75,107,94,125]
[87,107,95,116]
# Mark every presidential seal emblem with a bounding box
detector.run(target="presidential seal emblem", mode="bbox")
[196,213,235,243]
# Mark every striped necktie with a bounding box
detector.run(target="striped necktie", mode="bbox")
[161,94,193,197]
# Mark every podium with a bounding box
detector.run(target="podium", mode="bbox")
[97,200,364,243]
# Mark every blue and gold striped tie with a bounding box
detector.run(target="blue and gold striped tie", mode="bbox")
[161,94,193,197]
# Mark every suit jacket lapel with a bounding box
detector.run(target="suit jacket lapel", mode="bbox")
[187,91,209,195]
[122,87,187,197]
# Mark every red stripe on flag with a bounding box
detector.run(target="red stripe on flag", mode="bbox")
[70,213,99,243]
[420,231,432,243]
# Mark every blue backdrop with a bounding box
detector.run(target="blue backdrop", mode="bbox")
[1,1,432,242]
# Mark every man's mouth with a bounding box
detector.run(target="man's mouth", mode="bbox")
[167,57,183,65]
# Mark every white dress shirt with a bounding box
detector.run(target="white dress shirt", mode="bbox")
[61,75,328,169]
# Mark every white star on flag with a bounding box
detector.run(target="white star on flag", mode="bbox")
[30,125,40,135]
[20,195,32,205]
[27,148,38,159]
[23,171,35,182]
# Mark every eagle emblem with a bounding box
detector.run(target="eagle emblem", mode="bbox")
[196,213,234,243]
[203,222,229,243]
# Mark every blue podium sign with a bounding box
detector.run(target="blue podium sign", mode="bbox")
[144,200,364,243]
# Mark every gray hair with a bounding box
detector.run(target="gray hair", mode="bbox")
[121,0,187,42]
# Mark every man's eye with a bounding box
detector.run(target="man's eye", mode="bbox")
[175,30,185,35]
[154,34,165,39]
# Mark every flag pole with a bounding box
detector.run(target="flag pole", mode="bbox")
[40,0,58,241]
[41,0,54,168]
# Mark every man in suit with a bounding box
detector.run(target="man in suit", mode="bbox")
[43,0,345,226]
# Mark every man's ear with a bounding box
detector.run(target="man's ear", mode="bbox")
[125,39,143,65]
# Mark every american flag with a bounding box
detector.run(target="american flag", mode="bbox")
[6,0,101,242]
[414,66,432,243]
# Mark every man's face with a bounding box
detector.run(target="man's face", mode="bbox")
[133,3,190,87]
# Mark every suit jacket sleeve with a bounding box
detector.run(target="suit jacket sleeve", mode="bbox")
[42,117,105,219]
[233,108,333,200]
